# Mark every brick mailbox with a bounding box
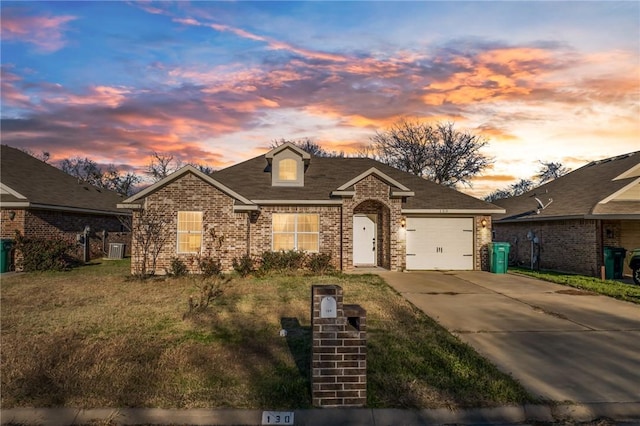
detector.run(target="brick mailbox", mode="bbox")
[311,285,366,407]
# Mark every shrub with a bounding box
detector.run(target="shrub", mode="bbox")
[167,257,188,277]
[306,252,334,275]
[197,256,223,278]
[232,254,255,277]
[13,232,77,272]
[259,250,306,273]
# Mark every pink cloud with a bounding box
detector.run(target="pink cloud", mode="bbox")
[1,8,76,52]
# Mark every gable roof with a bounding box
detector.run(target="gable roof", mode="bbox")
[0,145,127,215]
[121,165,255,210]
[212,154,502,213]
[493,151,640,222]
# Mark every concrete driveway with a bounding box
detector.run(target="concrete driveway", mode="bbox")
[378,270,640,404]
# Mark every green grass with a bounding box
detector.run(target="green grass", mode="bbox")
[511,267,640,304]
[1,260,532,409]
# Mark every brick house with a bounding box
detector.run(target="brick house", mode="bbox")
[119,143,503,274]
[0,145,131,269]
[492,151,640,277]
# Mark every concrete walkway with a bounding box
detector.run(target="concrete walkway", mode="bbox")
[378,270,640,405]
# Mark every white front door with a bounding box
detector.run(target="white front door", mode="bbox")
[353,215,376,266]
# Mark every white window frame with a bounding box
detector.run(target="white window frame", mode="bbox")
[272,213,319,252]
[177,211,203,254]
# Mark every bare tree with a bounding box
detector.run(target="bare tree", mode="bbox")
[146,152,183,182]
[131,209,171,276]
[59,157,140,196]
[60,157,104,186]
[484,160,570,202]
[368,120,492,187]
[536,161,570,184]
[187,163,216,175]
[270,137,344,157]
[20,148,50,163]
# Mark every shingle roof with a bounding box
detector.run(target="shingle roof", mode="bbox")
[493,151,640,222]
[212,154,501,212]
[1,145,126,214]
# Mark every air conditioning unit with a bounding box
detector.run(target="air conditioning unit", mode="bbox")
[108,243,125,259]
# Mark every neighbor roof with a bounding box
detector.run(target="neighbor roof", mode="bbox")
[493,151,640,222]
[1,145,127,215]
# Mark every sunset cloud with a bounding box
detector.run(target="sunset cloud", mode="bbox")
[1,1,637,197]
[1,8,76,52]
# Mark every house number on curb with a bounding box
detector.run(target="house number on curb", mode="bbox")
[262,411,294,425]
[320,296,337,318]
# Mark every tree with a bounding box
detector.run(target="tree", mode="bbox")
[368,119,492,187]
[270,137,344,158]
[60,157,104,187]
[146,152,183,182]
[58,156,141,196]
[484,160,570,202]
[536,161,570,184]
[20,148,50,163]
[131,209,171,276]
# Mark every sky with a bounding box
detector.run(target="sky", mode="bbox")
[1,1,639,198]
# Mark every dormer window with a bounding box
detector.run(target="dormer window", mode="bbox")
[278,158,298,181]
[265,142,311,187]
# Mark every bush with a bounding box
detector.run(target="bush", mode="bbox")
[13,232,77,272]
[259,250,306,273]
[306,252,334,275]
[232,254,255,277]
[197,256,222,278]
[167,257,188,277]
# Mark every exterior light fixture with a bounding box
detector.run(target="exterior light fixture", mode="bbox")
[481,219,487,228]
[8,211,16,220]
[401,218,406,228]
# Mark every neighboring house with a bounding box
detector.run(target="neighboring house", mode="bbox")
[492,151,640,277]
[119,143,503,274]
[0,145,131,269]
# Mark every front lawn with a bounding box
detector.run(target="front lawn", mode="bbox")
[511,267,640,304]
[1,259,532,409]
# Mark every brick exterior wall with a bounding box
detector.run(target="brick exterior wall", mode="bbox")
[1,208,130,270]
[476,215,492,271]
[493,219,601,276]
[342,175,403,271]
[133,172,249,274]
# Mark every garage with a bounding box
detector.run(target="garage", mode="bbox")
[406,217,474,270]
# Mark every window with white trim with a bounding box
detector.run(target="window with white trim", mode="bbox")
[272,213,319,252]
[177,211,203,253]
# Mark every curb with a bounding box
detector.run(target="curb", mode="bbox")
[2,403,640,425]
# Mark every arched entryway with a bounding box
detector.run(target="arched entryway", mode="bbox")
[352,200,391,269]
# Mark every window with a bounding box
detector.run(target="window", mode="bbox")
[273,213,319,252]
[278,158,298,181]
[177,211,203,253]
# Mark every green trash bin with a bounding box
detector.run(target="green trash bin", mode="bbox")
[604,246,626,280]
[0,239,13,273]
[488,242,510,274]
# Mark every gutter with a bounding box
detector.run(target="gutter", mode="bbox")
[2,202,130,216]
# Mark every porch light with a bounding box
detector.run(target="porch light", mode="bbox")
[481,219,487,228]
[400,218,406,228]
[8,211,16,220]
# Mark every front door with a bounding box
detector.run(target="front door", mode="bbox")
[353,215,376,266]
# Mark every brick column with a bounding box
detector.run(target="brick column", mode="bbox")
[311,285,366,407]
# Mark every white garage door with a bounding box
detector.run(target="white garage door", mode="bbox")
[406,218,474,270]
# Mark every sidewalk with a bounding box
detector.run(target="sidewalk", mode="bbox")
[2,403,640,425]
